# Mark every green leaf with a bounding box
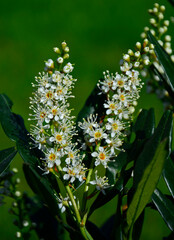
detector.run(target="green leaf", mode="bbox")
[77,85,106,123]
[148,31,174,92]
[163,158,174,198]
[127,138,170,229]
[152,188,174,231]
[132,108,155,139]
[0,94,28,144]
[106,151,127,185]
[168,0,174,7]
[133,111,172,187]
[127,111,172,229]
[132,210,145,240]
[23,164,59,216]
[0,147,17,175]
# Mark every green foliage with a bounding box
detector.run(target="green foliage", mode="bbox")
[0,147,17,175]
[152,188,174,231]
[148,31,174,94]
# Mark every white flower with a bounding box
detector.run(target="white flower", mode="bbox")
[106,118,124,137]
[89,128,107,143]
[113,89,132,107]
[44,148,61,168]
[120,62,132,72]
[90,171,110,195]
[104,99,118,115]
[52,71,62,83]
[106,135,123,154]
[45,59,54,68]
[91,147,111,168]
[113,74,129,90]
[57,57,64,64]
[49,131,67,146]
[78,114,99,134]
[63,62,74,73]
[63,163,86,183]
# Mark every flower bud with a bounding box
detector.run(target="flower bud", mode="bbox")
[135,51,140,58]
[123,54,130,61]
[53,47,61,54]
[64,46,69,53]
[164,20,169,26]
[136,42,141,50]
[12,168,18,173]
[171,55,174,62]
[15,191,21,197]
[165,35,171,42]
[158,13,164,20]
[63,53,69,59]
[128,49,134,56]
[16,232,22,238]
[61,41,67,49]
[23,220,29,227]
[160,5,165,12]
[144,59,150,65]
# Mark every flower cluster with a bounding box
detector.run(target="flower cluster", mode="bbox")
[78,40,148,187]
[140,3,174,110]
[29,42,86,184]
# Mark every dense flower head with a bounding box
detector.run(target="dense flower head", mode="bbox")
[29,42,84,184]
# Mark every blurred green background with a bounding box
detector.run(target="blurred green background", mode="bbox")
[0,0,173,239]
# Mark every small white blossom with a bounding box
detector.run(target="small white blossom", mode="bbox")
[90,171,110,194]
[91,147,111,168]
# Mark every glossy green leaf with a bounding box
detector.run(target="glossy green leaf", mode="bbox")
[163,158,174,198]
[148,31,174,92]
[106,151,127,185]
[152,188,174,231]
[77,85,106,123]
[132,108,155,138]
[127,111,172,229]
[127,138,170,229]
[0,94,28,144]
[0,147,17,175]
[133,111,172,187]
[23,164,59,216]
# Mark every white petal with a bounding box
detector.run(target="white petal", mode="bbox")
[91,152,98,157]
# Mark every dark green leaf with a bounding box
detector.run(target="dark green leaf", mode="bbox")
[168,0,174,7]
[0,94,28,144]
[127,138,170,229]
[163,158,174,198]
[133,111,172,187]
[0,147,17,175]
[77,85,106,123]
[23,164,59,217]
[106,151,127,185]
[132,108,155,139]
[132,210,145,240]
[152,188,174,231]
[86,221,107,240]
[148,31,174,93]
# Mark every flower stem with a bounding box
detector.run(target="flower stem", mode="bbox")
[57,165,93,240]
[81,158,95,224]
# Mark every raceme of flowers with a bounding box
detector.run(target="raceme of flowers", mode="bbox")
[140,3,174,110]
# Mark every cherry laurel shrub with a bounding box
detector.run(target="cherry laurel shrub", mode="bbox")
[0,2,174,240]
